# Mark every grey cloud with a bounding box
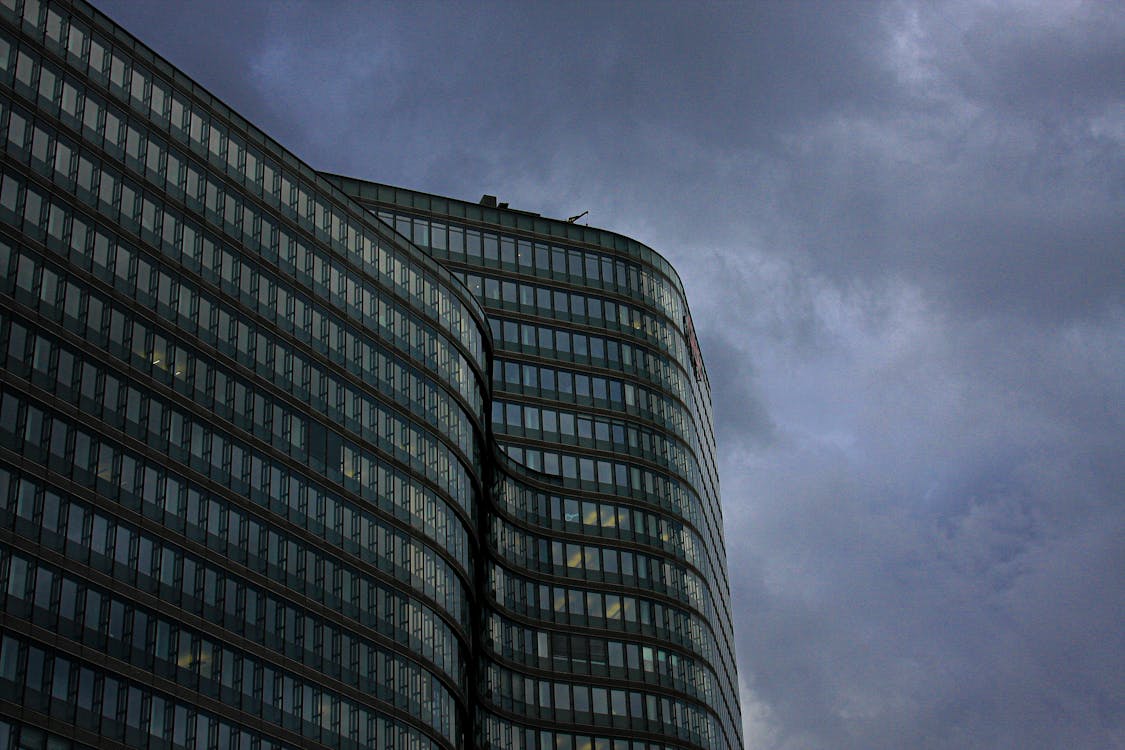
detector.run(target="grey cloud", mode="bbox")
[723,293,1125,748]
[697,327,776,451]
[950,2,1125,120]
[91,1,1125,748]
[97,1,281,128]
[104,2,1123,319]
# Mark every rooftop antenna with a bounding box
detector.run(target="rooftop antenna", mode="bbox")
[567,210,589,224]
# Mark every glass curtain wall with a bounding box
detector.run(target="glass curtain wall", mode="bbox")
[0,2,490,749]
[0,1,743,749]
[330,177,743,750]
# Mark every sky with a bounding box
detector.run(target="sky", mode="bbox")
[95,1,1124,748]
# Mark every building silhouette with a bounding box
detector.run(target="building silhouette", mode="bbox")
[0,1,741,749]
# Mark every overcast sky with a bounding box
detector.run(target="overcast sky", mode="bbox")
[96,1,1124,748]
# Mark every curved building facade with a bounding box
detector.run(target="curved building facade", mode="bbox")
[328,181,742,750]
[0,2,741,750]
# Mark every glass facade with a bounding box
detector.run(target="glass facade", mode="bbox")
[0,1,741,749]
[326,180,739,750]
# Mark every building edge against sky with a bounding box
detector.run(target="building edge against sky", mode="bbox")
[0,1,742,749]
[325,176,742,750]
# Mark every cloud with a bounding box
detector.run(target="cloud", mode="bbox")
[93,1,1125,747]
[718,280,1125,748]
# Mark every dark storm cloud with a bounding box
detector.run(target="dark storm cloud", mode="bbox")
[95,1,279,129]
[96,1,1125,748]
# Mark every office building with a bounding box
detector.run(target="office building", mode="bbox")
[328,179,742,750]
[0,1,742,749]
